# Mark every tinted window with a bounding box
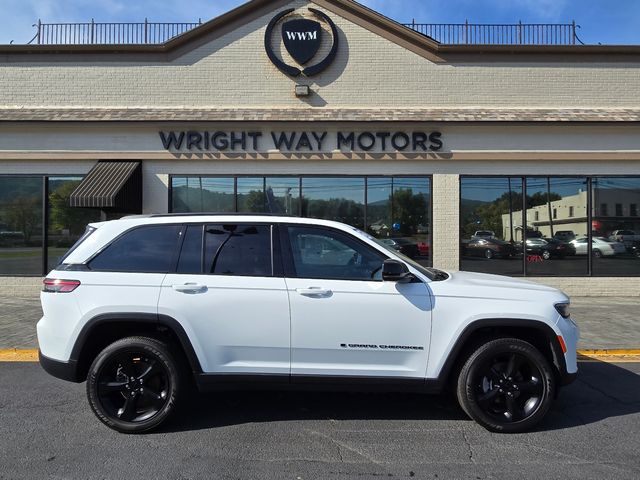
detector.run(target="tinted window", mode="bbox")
[89,225,182,272]
[287,226,386,281]
[204,224,272,276]
[177,225,203,274]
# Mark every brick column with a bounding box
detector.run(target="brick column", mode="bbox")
[432,174,460,271]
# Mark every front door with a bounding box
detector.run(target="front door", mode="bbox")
[282,225,432,379]
[159,223,290,375]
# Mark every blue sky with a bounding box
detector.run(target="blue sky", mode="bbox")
[1,0,639,45]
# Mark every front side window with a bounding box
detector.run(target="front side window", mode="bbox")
[287,226,386,281]
[204,224,272,277]
[89,225,183,272]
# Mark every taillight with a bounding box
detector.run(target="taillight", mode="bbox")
[43,278,80,293]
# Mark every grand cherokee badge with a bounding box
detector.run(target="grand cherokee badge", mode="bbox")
[265,8,339,77]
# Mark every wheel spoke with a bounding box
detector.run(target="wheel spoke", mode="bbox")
[506,354,523,378]
[505,396,522,422]
[141,388,166,408]
[118,395,138,421]
[477,387,501,407]
[488,366,503,382]
[99,380,127,394]
[136,360,160,382]
[515,378,541,394]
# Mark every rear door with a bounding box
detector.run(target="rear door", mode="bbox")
[159,223,290,375]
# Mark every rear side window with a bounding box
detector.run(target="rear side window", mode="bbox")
[58,225,96,265]
[89,225,183,273]
[204,224,272,276]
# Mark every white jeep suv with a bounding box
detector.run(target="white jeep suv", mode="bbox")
[37,214,578,433]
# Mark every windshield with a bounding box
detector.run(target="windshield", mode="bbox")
[349,226,448,281]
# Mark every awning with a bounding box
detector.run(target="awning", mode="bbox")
[69,161,142,213]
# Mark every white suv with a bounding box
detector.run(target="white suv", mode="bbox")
[37,215,578,433]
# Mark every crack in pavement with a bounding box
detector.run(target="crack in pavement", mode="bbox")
[460,427,476,464]
[308,429,383,466]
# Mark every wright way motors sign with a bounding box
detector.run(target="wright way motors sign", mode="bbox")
[159,130,443,153]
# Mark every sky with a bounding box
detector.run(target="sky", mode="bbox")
[1,0,640,45]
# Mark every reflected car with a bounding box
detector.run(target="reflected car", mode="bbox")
[381,238,419,258]
[570,237,626,257]
[473,230,495,238]
[541,238,576,257]
[417,241,430,257]
[524,238,552,259]
[553,231,576,242]
[464,238,516,259]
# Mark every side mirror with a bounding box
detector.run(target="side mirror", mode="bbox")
[382,259,414,283]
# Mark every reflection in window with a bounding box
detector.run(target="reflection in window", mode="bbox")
[172,177,235,213]
[302,177,365,229]
[204,224,271,276]
[47,177,102,271]
[592,177,640,276]
[0,177,43,275]
[237,178,265,213]
[525,177,588,276]
[460,177,524,276]
[265,178,300,215]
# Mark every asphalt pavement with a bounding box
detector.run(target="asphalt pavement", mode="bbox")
[0,361,638,479]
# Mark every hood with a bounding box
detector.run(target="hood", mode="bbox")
[430,270,568,303]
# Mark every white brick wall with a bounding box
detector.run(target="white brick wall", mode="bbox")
[0,0,639,109]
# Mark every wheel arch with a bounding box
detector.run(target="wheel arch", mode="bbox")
[437,318,568,387]
[69,313,203,382]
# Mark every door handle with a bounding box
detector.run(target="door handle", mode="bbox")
[296,287,332,297]
[172,283,207,293]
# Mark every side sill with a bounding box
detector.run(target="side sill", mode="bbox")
[39,350,82,383]
[194,373,442,393]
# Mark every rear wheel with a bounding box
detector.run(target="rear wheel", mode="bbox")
[484,249,494,259]
[456,338,556,433]
[593,249,602,258]
[542,250,551,260]
[86,336,181,433]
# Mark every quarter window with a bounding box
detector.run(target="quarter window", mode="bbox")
[89,225,183,272]
[287,226,386,281]
[203,224,272,277]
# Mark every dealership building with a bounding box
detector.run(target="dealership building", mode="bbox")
[1,0,640,296]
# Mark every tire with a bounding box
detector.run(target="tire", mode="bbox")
[484,249,494,259]
[593,249,602,258]
[86,336,181,433]
[542,250,551,260]
[456,338,556,433]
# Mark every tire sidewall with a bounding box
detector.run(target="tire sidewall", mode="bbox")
[457,339,556,433]
[86,337,180,433]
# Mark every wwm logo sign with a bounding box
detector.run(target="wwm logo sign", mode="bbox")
[285,30,318,41]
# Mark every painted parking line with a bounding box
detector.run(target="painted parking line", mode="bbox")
[1,348,640,363]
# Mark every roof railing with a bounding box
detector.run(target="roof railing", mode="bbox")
[405,20,584,45]
[27,18,584,46]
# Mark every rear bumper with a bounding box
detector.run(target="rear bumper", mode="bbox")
[39,350,82,383]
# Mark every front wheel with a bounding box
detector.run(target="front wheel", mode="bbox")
[456,338,556,433]
[86,336,181,433]
[593,249,602,258]
[484,249,494,259]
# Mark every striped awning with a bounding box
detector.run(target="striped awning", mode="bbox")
[69,161,142,212]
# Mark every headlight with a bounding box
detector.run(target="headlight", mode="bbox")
[555,303,571,319]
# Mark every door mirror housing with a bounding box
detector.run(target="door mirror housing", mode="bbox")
[381,259,414,283]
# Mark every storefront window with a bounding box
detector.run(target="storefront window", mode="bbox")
[47,177,102,271]
[0,177,43,275]
[171,177,235,213]
[592,177,640,276]
[265,177,300,215]
[301,177,365,229]
[237,178,265,213]
[525,177,588,276]
[460,177,524,276]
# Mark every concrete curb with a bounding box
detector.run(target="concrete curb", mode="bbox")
[1,349,640,363]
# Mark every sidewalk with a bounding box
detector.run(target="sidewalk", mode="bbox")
[0,292,637,350]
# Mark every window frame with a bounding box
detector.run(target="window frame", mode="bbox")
[279,223,390,282]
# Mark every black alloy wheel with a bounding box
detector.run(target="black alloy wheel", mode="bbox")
[542,249,551,260]
[457,338,556,433]
[593,249,602,258]
[87,337,181,433]
[484,249,494,259]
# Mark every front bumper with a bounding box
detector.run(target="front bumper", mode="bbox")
[39,350,82,383]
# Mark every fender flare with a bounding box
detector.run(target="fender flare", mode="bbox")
[70,313,203,375]
[435,318,568,383]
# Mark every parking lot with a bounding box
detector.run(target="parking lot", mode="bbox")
[0,360,638,479]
